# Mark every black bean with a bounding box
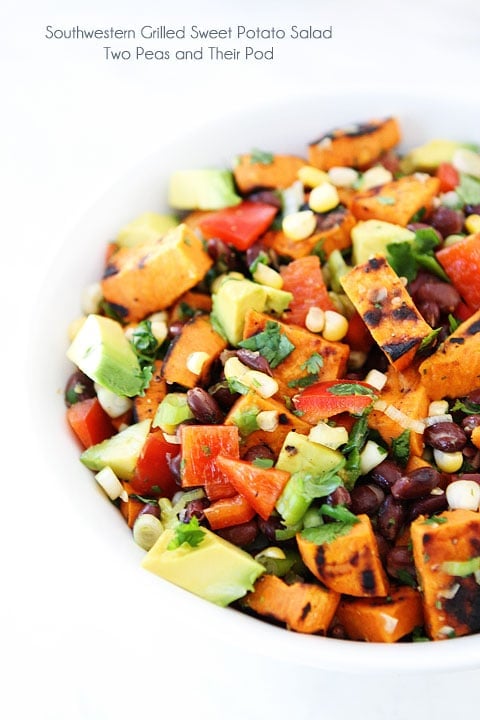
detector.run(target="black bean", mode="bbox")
[386,545,417,583]
[206,238,237,270]
[329,624,348,640]
[236,348,273,375]
[246,190,282,210]
[409,492,448,521]
[391,467,440,500]
[415,282,461,314]
[217,519,258,547]
[181,498,210,523]
[370,459,402,490]
[186,387,224,424]
[328,486,352,507]
[167,453,182,483]
[416,299,440,328]
[466,389,480,405]
[424,421,467,452]
[243,444,276,464]
[461,415,480,436]
[377,496,407,541]
[257,515,284,543]
[350,484,385,515]
[374,532,391,563]
[208,379,239,411]
[138,503,161,519]
[64,371,95,407]
[168,320,187,337]
[428,207,465,238]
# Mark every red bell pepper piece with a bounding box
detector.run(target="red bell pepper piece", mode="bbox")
[345,311,374,352]
[292,380,377,423]
[280,255,335,326]
[66,397,115,448]
[204,493,256,530]
[130,430,181,499]
[179,425,240,500]
[197,201,277,251]
[437,234,480,310]
[215,455,290,521]
[435,163,460,193]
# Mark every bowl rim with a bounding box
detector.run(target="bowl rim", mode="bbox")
[31,86,480,673]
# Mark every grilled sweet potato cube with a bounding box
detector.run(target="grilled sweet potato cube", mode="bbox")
[336,586,424,643]
[242,310,349,399]
[233,153,305,194]
[297,514,389,597]
[225,392,311,457]
[133,360,167,423]
[411,510,480,640]
[243,574,340,634]
[368,365,429,457]
[101,224,213,322]
[341,255,433,371]
[162,315,227,389]
[351,174,440,226]
[308,117,401,171]
[419,308,480,400]
[263,205,355,260]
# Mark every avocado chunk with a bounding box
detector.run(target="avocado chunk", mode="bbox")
[275,431,344,526]
[212,276,267,345]
[67,314,146,397]
[264,286,293,315]
[141,526,265,606]
[400,139,464,172]
[80,419,151,480]
[168,169,241,210]
[351,220,415,266]
[116,212,179,248]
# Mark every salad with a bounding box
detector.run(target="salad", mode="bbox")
[64,116,480,643]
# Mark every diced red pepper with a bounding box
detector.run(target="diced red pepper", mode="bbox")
[130,430,181,499]
[216,455,290,521]
[437,234,480,310]
[453,300,476,323]
[197,201,277,251]
[66,398,115,448]
[435,163,460,193]
[280,255,335,326]
[204,493,256,530]
[293,380,377,423]
[180,425,240,500]
[345,311,374,352]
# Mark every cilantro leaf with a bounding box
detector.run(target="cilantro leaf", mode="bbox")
[422,515,448,526]
[231,406,260,436]
[130,320,160,364]
[238,321,295,368]
[249,251,269,275]
[250,148,274,165]
[301,353,324,374]
[327,382,376,397]
[391,429,411,467]
[287,373,321,389]
[167,517,206,550]
[319,503,359,523]
[252,457,274,469]
[386,228,448,282]
[395,568,418,588]
[418,327,442,353]
[297,464,345,503]
[386,241,417,282]
[456,173,480,205]
[448,314,462,333]
[451,398,480,414]
[301,521,357,545]
[227,377,250,396]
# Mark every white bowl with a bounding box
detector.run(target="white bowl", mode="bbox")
[32,88,480,674]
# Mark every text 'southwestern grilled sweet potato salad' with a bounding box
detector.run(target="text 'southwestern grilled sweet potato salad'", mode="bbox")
[65,117,480,643]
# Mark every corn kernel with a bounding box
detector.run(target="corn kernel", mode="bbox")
[282,210,316,241]
[305,306,325,333]
[186,351,210,375]
[443,234,465,247]
[255,546,286,560]
[322,310,349,342]
[327,166,359,188]
[81,282,103,315]
[452,148,480,179]
[359,441,388,475]
[243,370,278,398]
[446,480,480,511]
[253,263,284,289]
[428,400,450,416]
[224,356,248,380]
[150,320,168,344]
[308,182,340,213]
[465,214,480,234]
[433,449,463,473]
[256,410,279,432]
[364,369,387,391]
[298,165,329,188]
[359,166,393,191]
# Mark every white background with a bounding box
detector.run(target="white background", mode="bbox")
[2,0,480,718]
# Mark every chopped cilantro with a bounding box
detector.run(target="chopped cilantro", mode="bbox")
[250,148,274,165]
[412,627,430,642]
[297,463,345,503]
[341,410,371,489]
[409,207,426,223]
[238,321,295,368]
[227,377,250,395]
[232,406,260,436]
[301,520,357,545]
[327,382,376,397]
[395,568,417,588]
[448,314,462,333]
[386,228,448,282]
[451,398,480,415]
[301,353,324,374]
[287,373,321,389]
[422,515,448,526]
[178,302,195,320]
[418,327,442,354]
[252,457,274,469]
[391,429,411,467]
[167,517,206,550]
[130,320,160,364]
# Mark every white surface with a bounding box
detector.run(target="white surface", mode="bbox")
[2,0,480,718]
